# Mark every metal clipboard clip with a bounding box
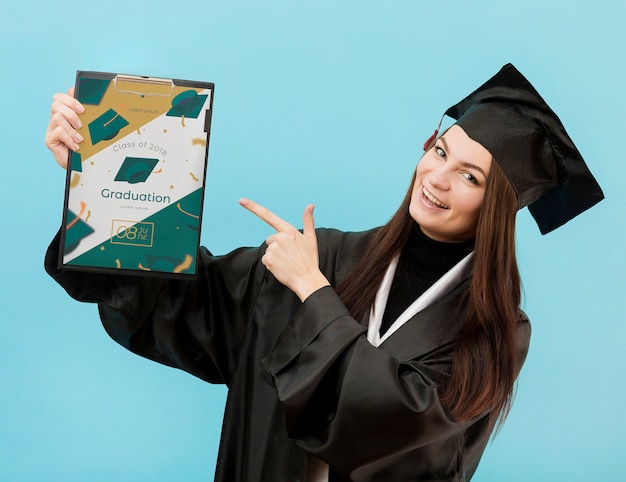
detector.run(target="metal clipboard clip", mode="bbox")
[113,75,175,97]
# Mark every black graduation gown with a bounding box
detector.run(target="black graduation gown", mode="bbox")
[45,227,531,481]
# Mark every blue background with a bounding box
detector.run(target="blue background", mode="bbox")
[1,1,623,480]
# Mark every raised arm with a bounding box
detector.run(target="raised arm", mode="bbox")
[44,88,84,168]
[43,90,269,385]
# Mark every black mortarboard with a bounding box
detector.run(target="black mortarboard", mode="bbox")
[439,63,603,234]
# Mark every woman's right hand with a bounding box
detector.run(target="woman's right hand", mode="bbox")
[44,87,85,168]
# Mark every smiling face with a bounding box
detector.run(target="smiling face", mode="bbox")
[409,125,493,242]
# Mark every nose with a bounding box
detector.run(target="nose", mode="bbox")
[429,164,451,190]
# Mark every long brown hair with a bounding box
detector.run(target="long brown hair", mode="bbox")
[336,149,521,425]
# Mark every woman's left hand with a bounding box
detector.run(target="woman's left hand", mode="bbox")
[240,198,330,302]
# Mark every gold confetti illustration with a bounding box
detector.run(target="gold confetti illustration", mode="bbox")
[174,254,193,273]
[70,173,81,188]
[177,203,199,219]
[67,201,87,229]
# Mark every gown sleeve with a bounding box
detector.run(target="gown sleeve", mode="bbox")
[263,284,532,479]
[44,230,267,386]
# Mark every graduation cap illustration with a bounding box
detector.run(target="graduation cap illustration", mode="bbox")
[114,157,160,184]
[70,151,82,172]
[76,78,110,105]
[432,63,604,234]
[142,254,194,273]
[179,222,199,232]
[64,210,95,254]
[166,90,208,119]
[88,109,130,144]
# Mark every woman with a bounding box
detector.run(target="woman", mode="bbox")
[44,64,603,481]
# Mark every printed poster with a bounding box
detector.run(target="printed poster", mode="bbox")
[59,71,214,277]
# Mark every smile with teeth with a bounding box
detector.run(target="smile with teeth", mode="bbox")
[422,186,450,209]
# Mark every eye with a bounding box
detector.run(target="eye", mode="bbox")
[435,146,446,158]
[463,172,479,185]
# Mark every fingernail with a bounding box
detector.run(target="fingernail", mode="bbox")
[76,119,82,129]
[75,133,83,142]
[239,198,249,206]
[76,104,85,114]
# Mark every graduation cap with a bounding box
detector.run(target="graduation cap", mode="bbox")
[166,90,208,119]
[64,210,95,254]
[70,151,82,172]
[88,109,130,144]
[142,254,194,274]
[76,78,110,105]
[434,63,604,234]
[114,157,159,184]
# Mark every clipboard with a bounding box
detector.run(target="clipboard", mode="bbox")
[59,71,214,278]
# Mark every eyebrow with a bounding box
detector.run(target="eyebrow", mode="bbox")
[439,137,489,179]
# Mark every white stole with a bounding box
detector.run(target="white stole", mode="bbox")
[367,252,474,347]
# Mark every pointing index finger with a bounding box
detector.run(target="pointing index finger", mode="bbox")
[239,198,294,232]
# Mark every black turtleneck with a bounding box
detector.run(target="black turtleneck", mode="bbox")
[379,223,474,336]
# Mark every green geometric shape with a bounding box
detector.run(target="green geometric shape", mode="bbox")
[64,210,95,254]
[142,254,187,272]
[88,109,129,144]
[66,188,204,275]
[166,90,207,119]
[76,78,110,105]
[114,157,160,184]
[70,151,82,172]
